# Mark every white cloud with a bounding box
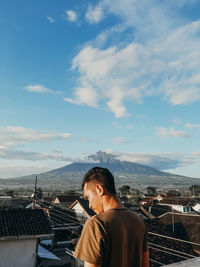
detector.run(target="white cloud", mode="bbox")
[0,126,72,147]
[63,97,81,105]
[67,0,200,117]
[185,123,200,129]
[46,16,55,23]
[113,137,128,144]
[156,127,189,139]
[24,84,54,94]
[112,122,133,129]
[85,5,105,24]
[105,150,197,171]
[70,44,149,117]
[0,148,70,161]
[66,10,77,22]
[189,73,200,84]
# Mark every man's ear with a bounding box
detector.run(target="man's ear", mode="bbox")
[96,184,104,196]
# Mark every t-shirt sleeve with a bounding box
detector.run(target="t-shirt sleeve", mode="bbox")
[73,217,106,265]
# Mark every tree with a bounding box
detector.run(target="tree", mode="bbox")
[189,185,200,196]
[146,186,156,196]
[130,187,141,196]
[167,190,181,197]
[7,190,14,197]
[119,185,130,195]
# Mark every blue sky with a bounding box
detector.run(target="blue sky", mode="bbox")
[0,0,200,179]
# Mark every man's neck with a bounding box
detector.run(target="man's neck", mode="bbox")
[102,195,124,212]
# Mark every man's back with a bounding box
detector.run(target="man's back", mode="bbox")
[74,208,147,267]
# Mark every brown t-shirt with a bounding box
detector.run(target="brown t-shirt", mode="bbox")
[74,208,148,267]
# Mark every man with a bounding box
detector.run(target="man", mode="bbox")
[74,167,149,267]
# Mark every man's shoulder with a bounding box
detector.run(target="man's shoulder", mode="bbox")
[94,208,141,222]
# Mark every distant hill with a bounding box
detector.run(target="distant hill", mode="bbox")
[0,151,199,189]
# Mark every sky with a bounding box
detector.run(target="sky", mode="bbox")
[0,0,200,179]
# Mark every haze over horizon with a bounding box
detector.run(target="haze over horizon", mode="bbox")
[1,0,200,179]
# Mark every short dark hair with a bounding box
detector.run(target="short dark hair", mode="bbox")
[82,167,116,195]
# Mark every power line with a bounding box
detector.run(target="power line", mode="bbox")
[36,201,83,226]
[148,242,196,258]
[148,232,200,247]
[46,213,82,238]
[149,259,165,266]
[48,210,82,226]
[38,201,83,222]
[149,246,192,260]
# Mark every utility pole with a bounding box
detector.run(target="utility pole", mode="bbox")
[32,176,37,210]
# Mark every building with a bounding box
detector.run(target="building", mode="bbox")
[158,197,197,213]
[54,195,78,209]
[0,196,12,208]
[0,209,53,267]
[69,198,95,224]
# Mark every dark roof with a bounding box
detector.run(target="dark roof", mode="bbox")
[55,195,78,203]
[159,213,200,244]
[159,197,198,206]
[43,197,54,203]
[147,218,199,266]
[0,209,52,240]
[143,204,172,217]
[70,198,96,217]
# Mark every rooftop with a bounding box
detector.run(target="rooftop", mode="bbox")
[70,198,96,217]
[0,209,52,240]
[163,257,200,266]
[55,195,78,203]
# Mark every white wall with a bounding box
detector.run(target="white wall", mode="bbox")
[0,238,37,267]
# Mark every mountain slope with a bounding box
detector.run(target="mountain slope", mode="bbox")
[1,151,199,189]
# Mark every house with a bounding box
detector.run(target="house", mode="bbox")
[53,195,78,209]
[193,203,200,213]
[0,209,53,267]
[0,196,12,208]
[69,198,95,224]
[158,197,195,213]
[25,202,41,209]
[140,195,163,206]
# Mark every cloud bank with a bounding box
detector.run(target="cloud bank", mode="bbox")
[66,0,200,117]
[105,150,199,171]
[0,126,72,147]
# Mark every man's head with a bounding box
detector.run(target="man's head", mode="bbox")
[82,167,116,214]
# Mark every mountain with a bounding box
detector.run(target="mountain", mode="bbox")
[1,151,199,189]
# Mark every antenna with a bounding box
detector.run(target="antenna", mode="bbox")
[32,176,37,210]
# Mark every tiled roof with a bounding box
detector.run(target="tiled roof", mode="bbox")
[159,197,199,206]
[55,195,78,203]
[0,209,52,240]
[147,218,199,266]
[159,213,200,244]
